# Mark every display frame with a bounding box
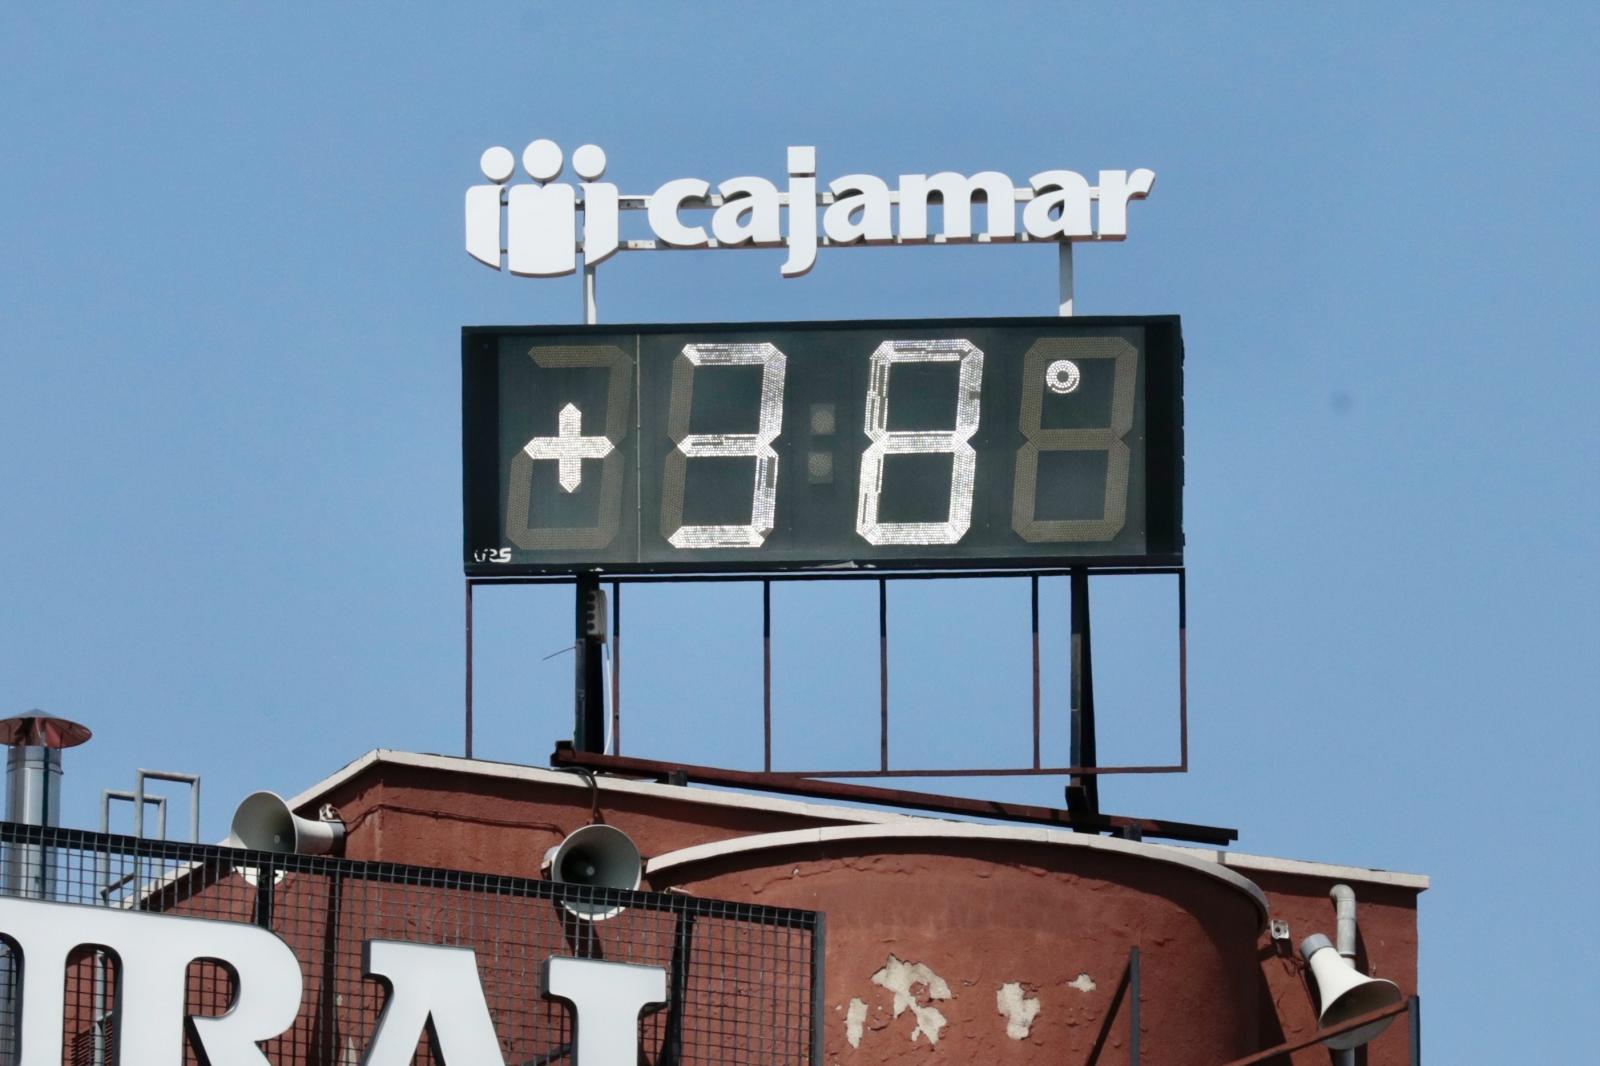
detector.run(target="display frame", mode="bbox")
[463,315,1183,577]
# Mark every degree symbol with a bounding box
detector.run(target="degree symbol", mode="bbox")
[1046,359,1081,395]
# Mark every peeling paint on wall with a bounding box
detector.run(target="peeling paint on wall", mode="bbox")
[871,954,953,1045]
[995,982,1041,1039]
[1068,972,1097,993]
[845,997,869,1048]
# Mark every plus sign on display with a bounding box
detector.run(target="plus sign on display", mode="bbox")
[463,317,1183,575]
[526,402,614,492]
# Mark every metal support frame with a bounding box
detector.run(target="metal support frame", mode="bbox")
[1083,946,1140,1066]
[100,790,166,839]
[610,579,622,756]
[808,912,827,1066]
[1031,575,1042,767]
[465,567,1188,783]
[1216,996,1420,1066]
[1066,568,1101,820]
[122,769,201,918]
[92,771,199,1066]
[570,190,1082,326]
[132,769,200,843]
[255,859,276,929]
[762,579,772,772]
[465,579,474,758]
[878,578,889,772]
[659,912,696,1064]
[552,744,1235,845]
[94,789,168,1066]
[1059,242,1075,316]
[573,575,606,753]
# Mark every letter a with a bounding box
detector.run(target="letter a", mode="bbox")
[362,941,507,1066]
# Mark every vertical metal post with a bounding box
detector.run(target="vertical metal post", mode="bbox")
[465,579,474,759]
[1031,575,1041,769]
[255,862,274,929]
[134,769,202,844]
[92,944,108,1066]
[878,579,889,772]
[763,580,773,773]
[314,872,343,1064]
[610,580,622,756]
[1058,242,1075,316]
[583,262,598,325]
[809,913,827,1066]
[574,576,606,753]
[1127,946,1141,1064]
[1068,569,1100,819]
[661,912,696,1065]
[1177,568,1188,771]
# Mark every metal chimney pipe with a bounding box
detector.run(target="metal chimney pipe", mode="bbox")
[1329,883,1359,1066]
[0,713,90,1066]
[0,713,91,899]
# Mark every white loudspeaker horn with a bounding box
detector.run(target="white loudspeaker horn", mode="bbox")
[542,824,642,921]
[230,791,345,855]
[1300,934,1404,1050]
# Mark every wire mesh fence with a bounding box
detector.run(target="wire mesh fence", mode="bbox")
[0,821,823,1065]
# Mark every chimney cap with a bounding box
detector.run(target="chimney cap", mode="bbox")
[0,713,91,749]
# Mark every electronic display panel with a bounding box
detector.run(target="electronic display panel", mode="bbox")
[463,317,1182,575]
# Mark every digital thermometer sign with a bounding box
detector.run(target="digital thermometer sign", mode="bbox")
[463,317,1182,575]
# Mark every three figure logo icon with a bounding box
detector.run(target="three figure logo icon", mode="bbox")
[465,139,617,277]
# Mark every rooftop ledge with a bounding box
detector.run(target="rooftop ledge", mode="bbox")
[286,748,1429,894]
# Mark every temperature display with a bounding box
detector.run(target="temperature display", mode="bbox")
[462,316,1182,574]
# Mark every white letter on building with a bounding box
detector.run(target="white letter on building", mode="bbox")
[544,956,668,1066]
[647,178,712,247]
[0,896,301,1066]
[362,941,507,1066]
[823,174,894,244]
[897,171,1016,241]
[1094,168,1156,239]
[782,146,818,276]
[712,176,783,246]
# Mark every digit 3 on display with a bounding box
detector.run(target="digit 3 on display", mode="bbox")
[462,317,1182,575]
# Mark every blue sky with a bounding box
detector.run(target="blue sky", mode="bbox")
[2,3,1596,1060]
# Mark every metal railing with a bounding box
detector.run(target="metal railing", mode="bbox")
[0,822,823,1065]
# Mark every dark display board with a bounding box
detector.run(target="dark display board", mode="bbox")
[463,317,1182,575]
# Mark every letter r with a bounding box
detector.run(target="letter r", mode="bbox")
[0,896,301,1066]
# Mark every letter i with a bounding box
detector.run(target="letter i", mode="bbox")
[574,144,619,267]
[466,146,514,268]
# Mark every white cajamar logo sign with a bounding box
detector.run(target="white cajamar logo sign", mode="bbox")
[0,896,665,1066]
[466,140,1154,279]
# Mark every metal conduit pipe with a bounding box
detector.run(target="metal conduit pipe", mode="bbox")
[1330,883,1359,1066]
[1331,883,1359,960]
